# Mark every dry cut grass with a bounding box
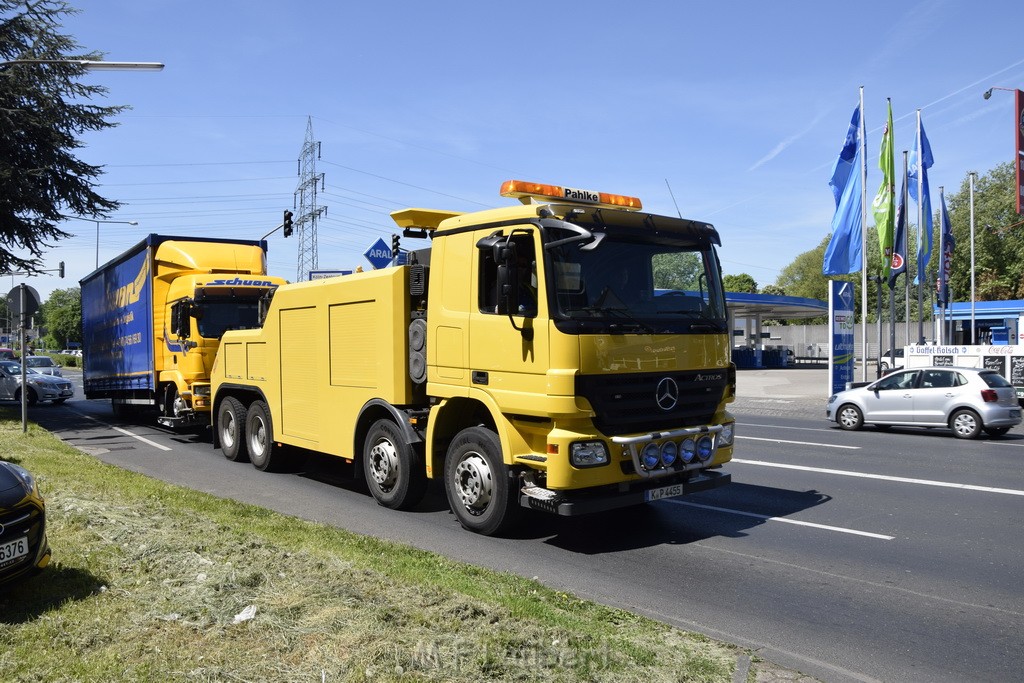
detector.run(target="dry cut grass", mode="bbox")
[0,412,761,682]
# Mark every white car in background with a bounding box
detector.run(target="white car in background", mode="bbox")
[827,366,1021,439]
[24,355,63,377]
[0,360,74,405]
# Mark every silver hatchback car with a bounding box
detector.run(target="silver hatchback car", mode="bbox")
[827,367,1021,439]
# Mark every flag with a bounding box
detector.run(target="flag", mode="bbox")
[888,171,908,289]
[872,100,895,279]
[823,105,864,275]
[909,117,933,285]
[937,190,955,305]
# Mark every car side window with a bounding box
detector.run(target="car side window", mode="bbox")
[875,371,917,390]
[921,370,952,389]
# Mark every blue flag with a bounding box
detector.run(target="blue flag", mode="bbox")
[909,118,933,285]
[888,171,908,289]
[937,191,955,305]
[823,105,864,275]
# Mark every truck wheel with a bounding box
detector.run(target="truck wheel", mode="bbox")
[363,418,427,510]
[162,385,187,418]
[246,401,283,472]
[218,397,249,462]
[444,426,521,536]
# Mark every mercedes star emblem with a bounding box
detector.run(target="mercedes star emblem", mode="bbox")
[656,377,679,411]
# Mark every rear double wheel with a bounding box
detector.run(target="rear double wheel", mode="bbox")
[247,401,285,471]
[218,397,249,462]
[444,426,521,536]
[362,419,427,510]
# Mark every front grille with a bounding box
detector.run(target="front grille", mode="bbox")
[0,504,44,552]
[577,369,727,436]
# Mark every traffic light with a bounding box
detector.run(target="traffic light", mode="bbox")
[283,210,294,237]
[391,233,400,255]
[58,261,65,278]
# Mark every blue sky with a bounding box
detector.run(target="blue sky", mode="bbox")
[16,0,1024,302]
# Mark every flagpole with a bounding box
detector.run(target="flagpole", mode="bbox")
[937,186,945,345]
[969,171,976,344]
[860,86,869,380]
[890,149,908,364]
[916,109,925,344]
[903,151,911,349]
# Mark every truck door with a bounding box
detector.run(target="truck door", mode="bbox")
[467,229,551,416]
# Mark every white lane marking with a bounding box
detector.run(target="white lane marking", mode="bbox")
[732,458,1024,497]
[737,435,860,450]
[664,500,894,540]
[69,409,173,451]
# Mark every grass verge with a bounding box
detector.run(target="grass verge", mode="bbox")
[0,410,768,682]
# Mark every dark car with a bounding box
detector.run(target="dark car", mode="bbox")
[0,461,51,585]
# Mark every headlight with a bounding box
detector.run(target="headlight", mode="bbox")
[696,435,715,462]
[681,437,696,463]
[8,463,37,494]
[660,441,678,467]
[828,395,837,404]
[570,441,609,468]
[719,422,735,446]
[193,384,211,397]
[640,443,661,470]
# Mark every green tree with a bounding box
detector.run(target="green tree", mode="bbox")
[39,286,80,348]
[652,252,702,290]
[945,162,1023,302]
[1,0,126,273]
[722,273,758,293]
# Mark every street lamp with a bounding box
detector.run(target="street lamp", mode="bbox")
[93,219,138,268]
[982,86,1016,100]
[0,59,164,71]
[63,215,139,267]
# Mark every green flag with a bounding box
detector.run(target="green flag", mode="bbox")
[872,99,895,278]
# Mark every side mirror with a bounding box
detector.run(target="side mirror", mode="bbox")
[495,262,520,316]
[170,302,191,338]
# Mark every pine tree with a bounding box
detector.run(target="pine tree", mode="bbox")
[0,0,126,273]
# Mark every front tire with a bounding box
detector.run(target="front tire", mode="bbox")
[950,409,983,439]
[15,388,38,406]
[363,419,427,510]
[837,404,863,431]
[444,426,521,536]
[246,401,284,471]
[218,397,249,462]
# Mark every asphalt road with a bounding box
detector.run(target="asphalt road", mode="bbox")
[22,378,1024,683]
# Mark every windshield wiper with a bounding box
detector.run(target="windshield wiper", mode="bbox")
[578,306,656,333]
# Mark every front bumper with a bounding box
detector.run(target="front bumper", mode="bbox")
[520,469,731,516]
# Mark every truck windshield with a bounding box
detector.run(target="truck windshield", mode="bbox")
[544,225,727,335]
[195,300,263,339]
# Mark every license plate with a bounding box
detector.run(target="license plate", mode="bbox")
[1016,388,1024,398]
[0,536,29,567]
[645,483,685,502]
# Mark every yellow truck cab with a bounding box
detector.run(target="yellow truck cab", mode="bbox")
[81,235,287,428]
[211,181,736,535]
